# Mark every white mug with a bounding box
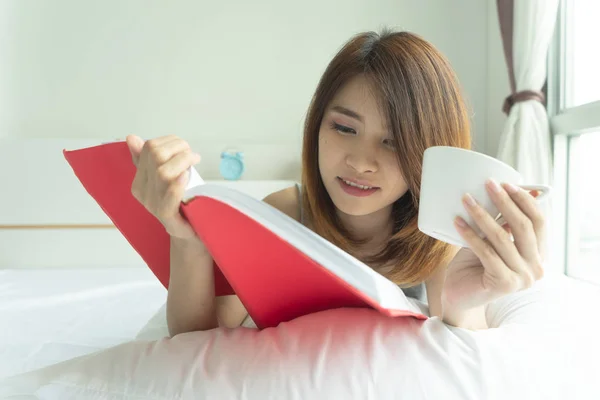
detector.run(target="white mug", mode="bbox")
[417,146,551,248]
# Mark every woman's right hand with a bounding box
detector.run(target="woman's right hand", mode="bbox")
[126,134,202,241]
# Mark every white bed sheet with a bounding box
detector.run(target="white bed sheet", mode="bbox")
[0,267,166,379]
[1,272,599,399]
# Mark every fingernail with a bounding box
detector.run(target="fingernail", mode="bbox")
[463,193,477,207]
[486,178,502,193]
[503,183,520,194]
[454,216,467,228]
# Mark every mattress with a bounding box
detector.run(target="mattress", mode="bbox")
[0,266,166,379]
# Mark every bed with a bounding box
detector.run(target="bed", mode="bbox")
[1,268,599,399]
[0,266,167,380]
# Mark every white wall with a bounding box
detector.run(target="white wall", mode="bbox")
[0,0,499,180]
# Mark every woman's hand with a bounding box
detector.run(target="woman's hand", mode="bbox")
[442,179,546,319]
[126,134,202,240]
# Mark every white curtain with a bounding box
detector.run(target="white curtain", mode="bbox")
[496,0,560,186]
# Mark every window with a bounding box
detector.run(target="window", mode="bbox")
[565,131,600,283]
[567,0,600,107]
[549,0,600,284]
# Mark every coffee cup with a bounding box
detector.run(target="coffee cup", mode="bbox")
[418,146,551,248]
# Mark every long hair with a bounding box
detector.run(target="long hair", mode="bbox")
[301,29,472,286]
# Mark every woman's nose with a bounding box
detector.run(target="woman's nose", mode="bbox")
[346,147,378,174]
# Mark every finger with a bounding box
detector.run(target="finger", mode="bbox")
[145,134,180,147]
[155,151,201,185]
[162,152,202,216]
[144,137,193,166]
[128,135,149,203]
[130,167,148,204]
[126,134,145,166]
[157,168,193,222]
[485,179,539,262]
[139,135,177,162]
[461,193,525,276]
[453,216,519,292]
[501,183,546,261]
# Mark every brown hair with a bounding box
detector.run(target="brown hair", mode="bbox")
[301,29,472,286]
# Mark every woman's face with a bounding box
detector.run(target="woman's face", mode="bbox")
[318,75,409,217]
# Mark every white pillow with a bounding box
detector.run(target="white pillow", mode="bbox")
[1,275,598,400]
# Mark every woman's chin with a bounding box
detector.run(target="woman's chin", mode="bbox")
[330,197,380,217]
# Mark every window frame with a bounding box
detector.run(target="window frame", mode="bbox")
[547,0,600,281]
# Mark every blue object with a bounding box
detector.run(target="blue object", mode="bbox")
[219,150,244,180]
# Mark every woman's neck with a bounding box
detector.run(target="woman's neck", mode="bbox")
[336,206,394,248]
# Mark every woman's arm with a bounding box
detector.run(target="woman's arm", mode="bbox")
[167,236,250,336]
[167,235,216,336]
[425,260,488,330]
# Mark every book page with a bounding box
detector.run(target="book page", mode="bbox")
[183,167,205,201]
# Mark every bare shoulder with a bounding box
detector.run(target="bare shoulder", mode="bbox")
[262,185,301,223]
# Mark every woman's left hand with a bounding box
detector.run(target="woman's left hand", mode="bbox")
[442,179,546,314]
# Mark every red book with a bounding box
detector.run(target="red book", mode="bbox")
[63,141,427,329]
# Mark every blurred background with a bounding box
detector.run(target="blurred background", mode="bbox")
[0,0,500,174]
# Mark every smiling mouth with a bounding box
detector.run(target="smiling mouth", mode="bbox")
[337,176,379,190]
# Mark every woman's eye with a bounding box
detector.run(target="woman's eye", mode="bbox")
[331,122,356,135]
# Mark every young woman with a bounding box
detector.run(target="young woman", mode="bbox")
[126,29,545,335]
